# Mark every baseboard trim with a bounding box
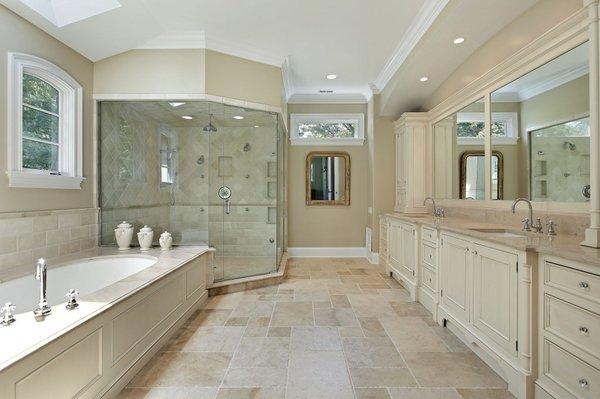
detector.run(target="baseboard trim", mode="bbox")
[287,247,367,258]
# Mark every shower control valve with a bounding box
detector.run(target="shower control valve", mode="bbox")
[1,302,16,326]
[65,289,80,310]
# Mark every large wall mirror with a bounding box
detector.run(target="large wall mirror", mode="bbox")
[491,41,590,202]
[306,151,350,206]
[433,98,491,200]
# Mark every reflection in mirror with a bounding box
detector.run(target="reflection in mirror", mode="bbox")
[460,151,503,200]
[491,41,589,202]
[306,152,350,205]
[433,98,485,199]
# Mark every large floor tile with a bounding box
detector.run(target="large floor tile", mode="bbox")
[354,388,392,399]
[216,387,285,399]
[291,326,342,351]
[230,337,290,368]
[314,307,359,326]
[347,294,397,319]
[163,326,245,352]
[456,388,516,399]
[116,387,218,399]
[390,302,432,317]
[128,352,231,387]
[222,367,287,387]
[403,352,507,388]
[187,309,233,327]
[359,317,388,337]
[270,302,314,326]
[286,350,354,399]
[342,337,406,368]
[381,317,448,352]
[431,326,470,352]
[388,388,463,399]
[349,367,416,388]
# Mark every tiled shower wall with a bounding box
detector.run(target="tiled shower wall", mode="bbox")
[0,208,98,281]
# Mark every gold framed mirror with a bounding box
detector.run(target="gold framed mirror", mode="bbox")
[459,150,504,200]
[306,151,350,206]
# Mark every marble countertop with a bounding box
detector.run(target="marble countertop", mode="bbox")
[0,245,210,371]
[383,212,600,267]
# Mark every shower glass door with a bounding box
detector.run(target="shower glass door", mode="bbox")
[209,104,279,282]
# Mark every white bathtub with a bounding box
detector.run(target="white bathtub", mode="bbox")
[0,256,157,314]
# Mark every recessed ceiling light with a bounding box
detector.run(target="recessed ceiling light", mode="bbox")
[453,37,465,44]
[181,115,193,120]
[326,74,337,80]
[169,102,186,107]
[254,125,259,128]
[233,115,244,120]
[420,76,429,82]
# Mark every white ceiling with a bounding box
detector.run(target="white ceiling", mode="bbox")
[2,0,541,114]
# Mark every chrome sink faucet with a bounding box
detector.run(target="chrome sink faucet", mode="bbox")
[511,198,542,233]
[423,197,444,218]
[34,258,51,317]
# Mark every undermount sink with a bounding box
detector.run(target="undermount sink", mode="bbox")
[468,228,526,238]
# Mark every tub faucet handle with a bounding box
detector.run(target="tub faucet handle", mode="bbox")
[65,289,80,310]
[1,302,16,326]
[547,220,558,236]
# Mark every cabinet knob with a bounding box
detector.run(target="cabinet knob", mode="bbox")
[579,326,589,335]
[578,378,589,388]
[579,281,590,289]
[472,250,478,255]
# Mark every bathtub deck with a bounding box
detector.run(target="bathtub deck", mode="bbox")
[116,258,515,399]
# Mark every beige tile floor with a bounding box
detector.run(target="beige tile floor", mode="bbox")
[116,258,515,399]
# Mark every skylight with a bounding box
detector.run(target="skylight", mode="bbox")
[19,0,121,27]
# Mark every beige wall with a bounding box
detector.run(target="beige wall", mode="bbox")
[424,0,583,111]
[94,49,206,95]
[287,103,368,248]
[205,50,282,108]
[0,6,94,213]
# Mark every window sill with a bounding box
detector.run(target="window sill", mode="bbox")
[7,171,85,189]
[457,137,518,145]
[290,137,365,146]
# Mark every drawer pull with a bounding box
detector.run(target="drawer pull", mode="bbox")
[578,378,589,388]
[579,326,589,335]
[579,281,590,289]
[429,254,432,259]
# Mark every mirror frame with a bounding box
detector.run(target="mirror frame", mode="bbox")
[305,151,351,206]
[459,150,504,200]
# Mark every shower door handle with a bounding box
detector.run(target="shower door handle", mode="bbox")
[225,199,231,214]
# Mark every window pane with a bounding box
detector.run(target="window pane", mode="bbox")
[23,74,59,114]
[23,106,59,143]
[298,122,356,138]
[23,139,58,171]
[457,121,506,137]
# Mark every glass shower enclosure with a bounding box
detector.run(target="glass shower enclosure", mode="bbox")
[98,100,286,282]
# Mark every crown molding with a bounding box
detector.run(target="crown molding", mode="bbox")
[137,30,285,67]
[370,0,449,93]
[287,92,368,104]
[281,57,294,101]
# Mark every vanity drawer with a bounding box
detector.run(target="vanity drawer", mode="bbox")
[421,242,437,267]
[545,294,600,359]
[543,339,600,399]
[546,262,600,304]
[422,226,438,243]
[421,265,436,292]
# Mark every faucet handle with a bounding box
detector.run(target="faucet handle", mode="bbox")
[547,220,558,236]
[521,218,531,232]
[1,302,16,326]
[65,289,80,310]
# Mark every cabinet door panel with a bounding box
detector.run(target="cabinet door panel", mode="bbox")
[472,244,518,355]
[388,222,402,272]
[441,234,470,324]
[401,224,415,279]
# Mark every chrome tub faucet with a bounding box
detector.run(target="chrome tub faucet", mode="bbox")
[33,258,51,317]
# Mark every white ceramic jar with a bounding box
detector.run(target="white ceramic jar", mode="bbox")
[114,221,134,250]
[137,225,154,251]
[159,231,173,250]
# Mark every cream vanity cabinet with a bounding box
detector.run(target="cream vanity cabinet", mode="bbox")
[394,113,428,214]
[379,215,389,273]
[536,256,600,399]
[418,226,439,316]
[388,219,418,299]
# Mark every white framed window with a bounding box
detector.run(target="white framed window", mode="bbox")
[290,113,365,146]
[7,53,84,189]
[456,112,518,145]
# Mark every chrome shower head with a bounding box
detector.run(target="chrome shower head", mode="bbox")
[203,114,217,132]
